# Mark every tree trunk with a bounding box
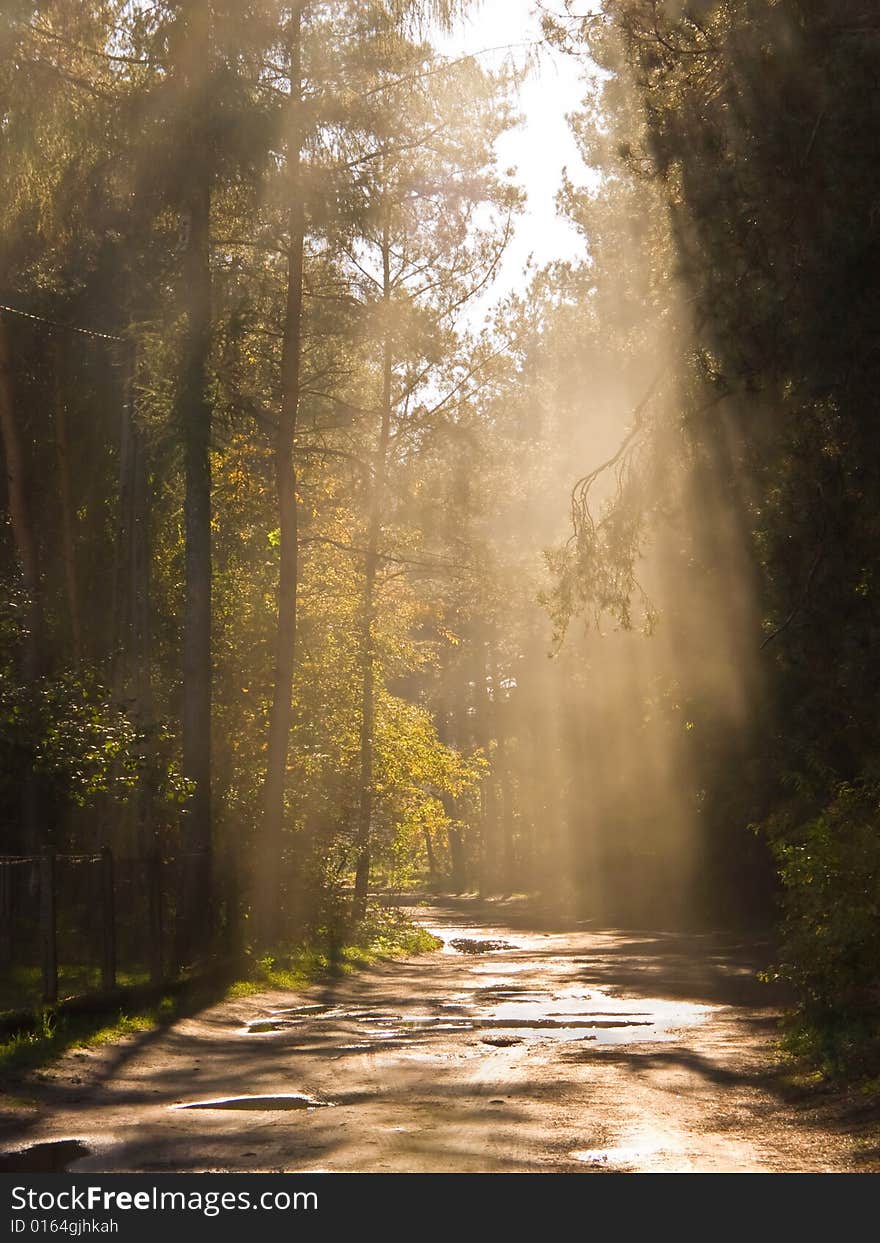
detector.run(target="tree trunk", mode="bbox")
[129,343,152,727]
[111,342,134,700]
[53,345,81,662]
[471,634,499,894]
[175,0,213,965]
[109,336,152,857]
[448,825,466,893]
[0,316,45,851]
[352,216,393,921]
[257,3,305,947]
[489,647,516,892]
[436,674,467,892]
[0,318,41,679]
[126,339,156,861]
[423,826,437,883]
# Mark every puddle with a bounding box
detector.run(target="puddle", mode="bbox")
[482,1017,652,1030]
[329,1006,669,1047]
[0,1140,90,1173]
[377,1015,474,1030]
[271,1007,348,1021]
[342,1013,475,1037]
[272,1004,334,1016]
[476,989,547,1001]
[472,1025,611,1045]
[449,938,515,954]
[413,1022,474,1033]
[464,986,709,1045]
[176,1094,329,1111]
[236,924,713,1059]
[241,988,704,1052]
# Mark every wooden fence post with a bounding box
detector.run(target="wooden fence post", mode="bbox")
[0,863,11,964]
[40,847,57,1004]
[101,845,116,991]
[148,850,163,985]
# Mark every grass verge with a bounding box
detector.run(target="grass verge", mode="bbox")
[0,907,440,1080]
[226,906,441,996]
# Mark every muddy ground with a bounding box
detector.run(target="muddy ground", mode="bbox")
[2,899,878,1173]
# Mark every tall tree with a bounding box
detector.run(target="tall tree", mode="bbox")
[257,0,306,945]
[344,44,518,916]
[255,0,482,934]
[0,322,41,689]
[169,0,215,961]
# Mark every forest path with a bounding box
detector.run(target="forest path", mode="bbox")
[1,900,875,1173]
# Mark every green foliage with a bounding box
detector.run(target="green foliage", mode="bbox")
[0,651,190,815]
[764,780,880,1073]
[228,905,441,996]
[0,996,175,1078]
[0,1,521,894]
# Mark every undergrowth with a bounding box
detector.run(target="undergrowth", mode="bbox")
[227,906,442,996]
[0,906,440,1077]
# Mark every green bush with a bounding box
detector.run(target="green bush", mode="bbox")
[765,780,880,1073]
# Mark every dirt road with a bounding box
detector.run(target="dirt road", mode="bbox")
[1,901,875,1173]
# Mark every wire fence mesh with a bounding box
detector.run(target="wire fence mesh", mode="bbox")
[0,850,174,1010]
